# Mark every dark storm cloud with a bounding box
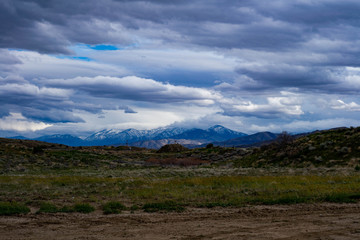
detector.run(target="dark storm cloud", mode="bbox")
[0,79,81,122]
[238,66,336,89]
[2,0,360,129]
[2,0,360,54]
[0,78,137,123]
[0,50,22,73]
[46,76,219,104]
[254,1,360,26]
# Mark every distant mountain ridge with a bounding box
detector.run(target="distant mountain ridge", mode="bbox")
[210,132,279,147]
[10,125,250,147]
[35,134,85,146]
[172,125,247,142]
[85,127,187,146]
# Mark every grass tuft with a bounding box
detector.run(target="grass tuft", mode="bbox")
[73,203,95,213]
[322,193,360,203]
[102,201,127,214]
[0,202,30,216]
[59,206,75,213]
[142,201,185,213]
[37,202,58,213]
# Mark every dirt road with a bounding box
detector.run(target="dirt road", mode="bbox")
[1,203,360,240]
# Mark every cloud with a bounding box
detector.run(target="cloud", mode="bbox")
[1,0,360,134]
[0,49,22,74]
[0,112,52,132]
[47,75,221,104]
[1,0,360,56]
[331,100,360,111]
[89,48,237,74]
[244,118,360,134]
[9,50,128,79]
[0,75,138,124]
[221,92,303,118]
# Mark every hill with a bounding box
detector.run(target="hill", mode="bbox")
[129,139,205,149]
[211,131,279,147]
[1,126,360,173]
[35,134,85,146]
[233,127,360,168]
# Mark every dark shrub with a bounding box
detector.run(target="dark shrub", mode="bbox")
[157,144,188,153]
[37,202,58,213]
[142,201,185,213]
[32,146,44,154]
[102,201,127,214]
[206,143,214,149]
[73,203,95,213]
[0,202,30,215]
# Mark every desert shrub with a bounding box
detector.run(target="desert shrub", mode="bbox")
[142,201,185,213]
[32,146,44,154]
[130,205,140,212]
[0,202,30,215]
[73,203,95,213]
[322,193,360,203]
[146,157,208,166]
[157,144,188,153]
[197,202,233,208]
[102,201,127,214]
[59,206,75,213]
[206,143,214,149]
[37,202,58,213]
[276,131,294,147]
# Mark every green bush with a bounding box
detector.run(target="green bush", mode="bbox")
[32,146,44,154]
[59,206,75,213]
[73,203,95,213]
[102,201,127,214]
[323,193,360,203]
[37,202,58,213]
[142,201,185,213]
[0,202,30,216]
[206,143,214,149]
[130,205,140,211]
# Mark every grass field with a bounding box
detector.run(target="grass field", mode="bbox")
[1,132,360,215]
[1,170,359,214]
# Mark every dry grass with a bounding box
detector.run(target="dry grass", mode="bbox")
[1,174,359,213]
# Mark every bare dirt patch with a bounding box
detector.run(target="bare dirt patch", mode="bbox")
[1,203,360,240]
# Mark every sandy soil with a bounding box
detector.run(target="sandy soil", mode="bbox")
[1,203,360,240]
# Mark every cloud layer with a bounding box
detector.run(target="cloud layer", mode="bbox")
[1,0,360,135]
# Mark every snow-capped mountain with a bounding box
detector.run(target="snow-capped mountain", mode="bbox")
[172,125,247,142]
[151,127,187,140]
[85,128,148,145]
[85,127,188,146]
[16,125,248,147]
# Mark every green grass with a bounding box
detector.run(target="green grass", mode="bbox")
[0,202,30,215]
[102,201,127,214]
[73,203,95,213]
[142,201,185,212]
[0,174,359,213]
[37,202,58,213]
[36,202,95,214]
[124,175,360,206]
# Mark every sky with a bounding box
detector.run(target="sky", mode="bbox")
[1,0,360,137]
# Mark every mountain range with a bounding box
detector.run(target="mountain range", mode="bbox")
[9,125,280,148]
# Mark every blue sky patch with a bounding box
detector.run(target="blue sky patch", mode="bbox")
[56,56,93,61]
[88,44,119,51]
